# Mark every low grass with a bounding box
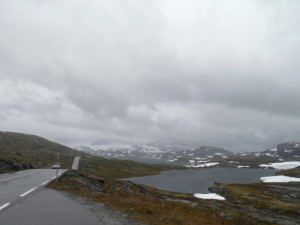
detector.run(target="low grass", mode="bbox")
[213,183,300,216]
[276,167,300,178]
[79,155,183,179]
[50,170,300,225]
[49,171,234,225]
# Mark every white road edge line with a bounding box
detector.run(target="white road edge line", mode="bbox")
[51,169,68,181]
[20,187,37,197]
[0,203,10,211]
[41,180,50,185]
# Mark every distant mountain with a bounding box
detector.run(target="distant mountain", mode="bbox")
[187,146,233,157]
[74,140,300,168]
[259,142,300,159]
[74,141,184,161]
[74,140,235,165]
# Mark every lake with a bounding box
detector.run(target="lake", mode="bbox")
[126,168,278,194]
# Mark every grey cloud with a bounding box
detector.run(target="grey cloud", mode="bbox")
[0,0,300,151]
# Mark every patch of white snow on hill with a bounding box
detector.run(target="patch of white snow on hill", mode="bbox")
[259,161,300,169]
[214,153,224,156]
[270,147,277,152]
[261,175,300,183]
[193,193,225,200]
[167,159,175,162]
[295,143,300,147]
[186,162,219,168]
[237,166,250,168]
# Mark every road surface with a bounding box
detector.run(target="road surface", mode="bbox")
[0,164,106,224]
[71,156,80,170]
[0,188,104,225]
[0,169,66,209]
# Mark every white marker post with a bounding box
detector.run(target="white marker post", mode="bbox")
[56,153,59,182]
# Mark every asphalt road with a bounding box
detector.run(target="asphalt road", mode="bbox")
[0,169,66,208]
[0,165,104,224]
[0,188,104,225]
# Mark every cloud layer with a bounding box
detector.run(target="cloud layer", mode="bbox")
[1,0,299,151]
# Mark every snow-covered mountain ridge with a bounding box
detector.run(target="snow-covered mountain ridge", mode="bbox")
[74,141,300,168]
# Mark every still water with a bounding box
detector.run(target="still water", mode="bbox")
[127,168,278,194]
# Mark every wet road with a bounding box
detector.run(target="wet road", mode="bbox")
[0,167,104,225]
[0,188,104,225]
[0,169,66,208]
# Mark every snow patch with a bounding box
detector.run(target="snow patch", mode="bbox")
[259,161,300,170]
[193,193,225,200]
[261,175,300,183]
[237,166,250,168]
[186,162,219,168]
[214,153,224,156]
[167,159,175,162]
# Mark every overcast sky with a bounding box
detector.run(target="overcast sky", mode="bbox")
[0,0,299,151]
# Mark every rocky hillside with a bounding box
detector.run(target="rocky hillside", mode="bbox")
[259,142,300,159]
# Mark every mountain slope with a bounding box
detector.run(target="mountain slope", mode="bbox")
[259,142,300,159]
[0,131,87,171]
[0,131,182,178]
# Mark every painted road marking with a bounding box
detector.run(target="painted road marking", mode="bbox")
[0,203,10,211]
[41,180,50,185]
[20,187,37,197]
